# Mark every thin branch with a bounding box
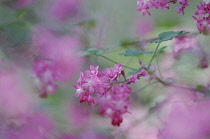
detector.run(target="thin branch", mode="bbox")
[148,42,161,69]
[168,83,198,91]
[133,81,159,93]
[156,77,202,92]
[156,57,163,79]
[99,54,136,70]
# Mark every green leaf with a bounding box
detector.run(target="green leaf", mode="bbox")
[196,84,204,91]
[119,49,153,56]
[75,19,96,30]
[150,30,189,43]
[16,8,32,18]
[81,48,109,56]
[120,39,138,47]
[156,46,167,56]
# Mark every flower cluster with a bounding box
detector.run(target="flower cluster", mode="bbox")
[193,1,210,35]
[98,84,132,126]
[33,60,58,98]
[31,27,83,97]
[137,0,189,16]
[74,63,147,126]
[174,0,189,14]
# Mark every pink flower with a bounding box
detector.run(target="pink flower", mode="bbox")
[193,2,210,35]
[105,63,124,82]
[111,112,123,126]
[193,16,210,35]
[85,65,99,76]
[98,83,132,126]
[127,69,148,84]
[137,0,189,15]
[137,6,151,16]
[74,81,85,97]
[174,0,189,14]
[33,60,58,98]
[195,2,208,18]
[137,0,169,15]
[127,74,139,84]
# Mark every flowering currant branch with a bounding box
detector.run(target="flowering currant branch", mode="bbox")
[74,63,147,126]
[155,77,206,93]
[74,29,206,127]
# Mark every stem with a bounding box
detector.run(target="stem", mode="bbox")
[137,55,141,61]
[148,42,161,69]
[133,81,159,93]
[168,83,197,91]
[133,65,147,75]
[156,57,163,79]
[99,55,136,70]
[156,77,201,92]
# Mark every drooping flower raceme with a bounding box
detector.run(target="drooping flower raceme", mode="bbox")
[137,0,189,16]
[33,60,58,98]
[74,63,147,126]
[137,0,170,16]
[193,1,210,35]
[31,26,83,97]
